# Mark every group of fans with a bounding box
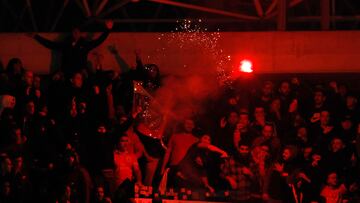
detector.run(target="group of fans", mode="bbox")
[0,23,359,203]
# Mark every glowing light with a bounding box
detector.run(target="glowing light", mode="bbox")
[239,60,253,73]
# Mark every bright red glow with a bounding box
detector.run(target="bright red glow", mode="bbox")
[239,60,253,73]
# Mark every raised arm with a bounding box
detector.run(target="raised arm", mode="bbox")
[132,50,147,80]
[135,50,144,71]
[108,45,131,73]
[86,20,113,50]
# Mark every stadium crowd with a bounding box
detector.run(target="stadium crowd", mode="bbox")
[0,25,359,203]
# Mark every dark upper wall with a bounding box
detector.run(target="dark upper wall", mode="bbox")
[0,31,360,74]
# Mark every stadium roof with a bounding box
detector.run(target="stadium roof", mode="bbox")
[1,0,360,32]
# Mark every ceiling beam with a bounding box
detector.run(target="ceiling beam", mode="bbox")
[148,0,259,20]
[25,0,38,31]
[81,0,131,27]
[99,18,256,23]
[290,15,360,22]
[97,0,131,18]
[277,0,287,30]
[98,16,360,24]
[147,4,163,31]
[82,0,92,17]
[92,0,100,14]
[2,0,28,30]
[253,0,264,17]
[74,0,88,17]
[265,0,278,16]
[14,4,27,31]
[95,0,108,16]
[51,0,70,31]
[265,0,304,19]
[321,0,330,30]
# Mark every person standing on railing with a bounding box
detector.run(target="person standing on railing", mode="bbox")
[28,20,113,78]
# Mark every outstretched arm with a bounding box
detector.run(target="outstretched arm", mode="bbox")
[86,20,113,50]
[108,44,131,73]
[33,34,64,50]
[197,143,228,157]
